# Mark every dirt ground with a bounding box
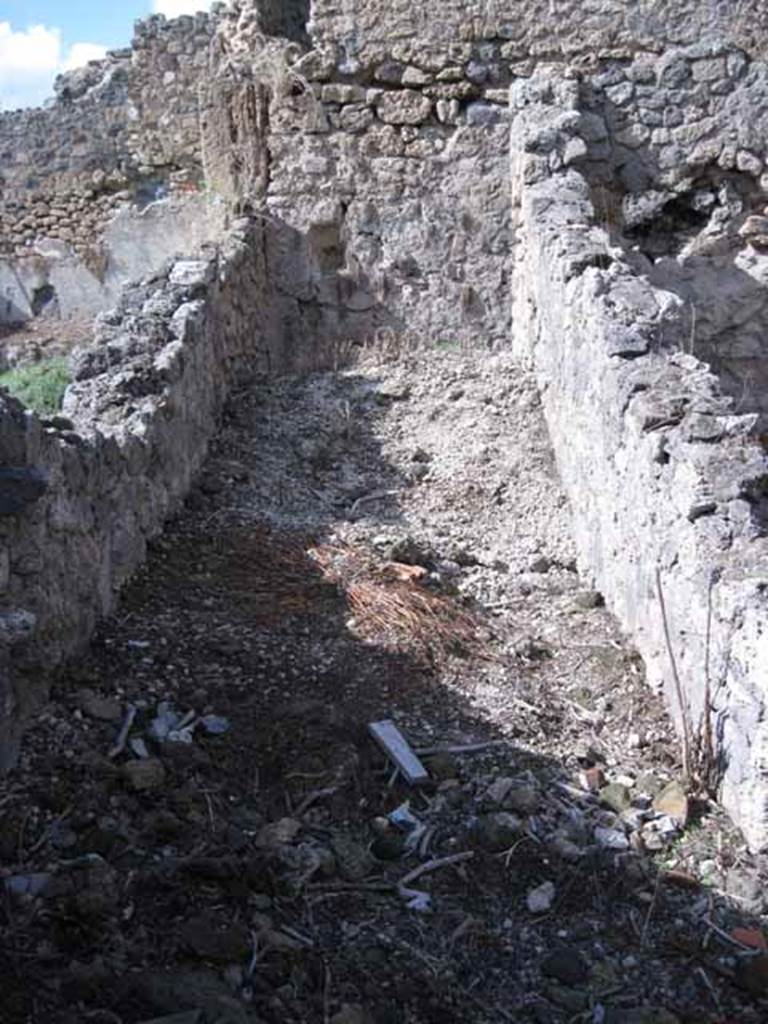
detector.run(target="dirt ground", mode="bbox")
[2,348,768,1024]
[0,317,93,369]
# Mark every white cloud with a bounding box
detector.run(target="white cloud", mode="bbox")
[0,22,107,111]
[62,42,109,73]
[153,0,213,16]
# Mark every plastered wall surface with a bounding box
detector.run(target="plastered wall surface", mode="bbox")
[0,10,224,323]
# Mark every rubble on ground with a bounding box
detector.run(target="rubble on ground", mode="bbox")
[2,350,766,1023]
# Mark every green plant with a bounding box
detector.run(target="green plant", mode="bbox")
[0,357,71,416]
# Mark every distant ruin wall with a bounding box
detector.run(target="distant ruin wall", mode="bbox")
[0,195,227,328]
[510,58,768,850]
[0,11,216,266]
[0,218,280,769]
[6,1,768,336]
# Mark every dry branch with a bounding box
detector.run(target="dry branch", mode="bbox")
[655,568,692,782]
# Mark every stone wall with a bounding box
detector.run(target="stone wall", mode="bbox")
[212,5,518,349]
[206,1,768,353]
[510,63,768,850]
[0,11,218,278]
[3,0,768,847]
[0,194,228,328]
[261,81,513,349]
[571,41,768,420]
[308,0,768,63]
[6,1,768,338]
[0,217,280,770]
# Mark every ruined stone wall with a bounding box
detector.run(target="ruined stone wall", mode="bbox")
[261,76,513,349]
[0,11,217,265]
[210,8,518,349]
[570,42,768,419]
[0,54,134,264]
[3,0,768,843]
[510,65,768,850]
[205,0,768,352]
[308,0,768,62]
[0,217,281,769]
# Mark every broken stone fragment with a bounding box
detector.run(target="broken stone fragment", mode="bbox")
[423,750,457,779]
[594,826,630,851]
[121,758,166,792]
[571,589,604,610]
[387,535,432,566]
[0,467,48,516]
[529,554,551,573]
[371,831,406,861]
[579,766,605,792]
[482,775,515,807]
[331,833,375,880]
[373,382,411,404]
[599,782,632,814]
[548,833,584,862]
[652,780,689,825]
[546,983,588,1013]
[635,772,663,796]
[526,880,555,913]
[505,783,540,815]
[78,689,122,722]
[739,214,768,238]
[475,811,522,851]
[168,259,214,289]
[255,817,301,849]
[541,945,589,986]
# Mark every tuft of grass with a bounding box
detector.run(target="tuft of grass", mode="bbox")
[0,357,71,416]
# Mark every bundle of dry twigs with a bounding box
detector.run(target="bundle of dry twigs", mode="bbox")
[309,541,491,661]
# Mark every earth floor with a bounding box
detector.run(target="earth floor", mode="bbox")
[2,348,767,1024]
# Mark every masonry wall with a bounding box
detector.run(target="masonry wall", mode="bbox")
[0,11,216,266]
[3,0,768,843]
[0,217,281,769]
[213,6,519,349]
[6,1,768,337]
[307,0,768,60]
[206,0,768,353]
[510,65,768,850]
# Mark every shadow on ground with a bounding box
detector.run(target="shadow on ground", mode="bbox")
[2,364,767,1024]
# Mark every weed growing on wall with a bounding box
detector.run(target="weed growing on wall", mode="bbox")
[0,357,70,415]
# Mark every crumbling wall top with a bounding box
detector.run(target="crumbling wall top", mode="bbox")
[307,0,768,58]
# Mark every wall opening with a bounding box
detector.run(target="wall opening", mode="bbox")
[257,0,311,44]
[617,169,768,423]
[31,284,58,318]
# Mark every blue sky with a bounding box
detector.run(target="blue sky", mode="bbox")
[0,1,213,110]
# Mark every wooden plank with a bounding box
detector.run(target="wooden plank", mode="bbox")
[368,720,429,785]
